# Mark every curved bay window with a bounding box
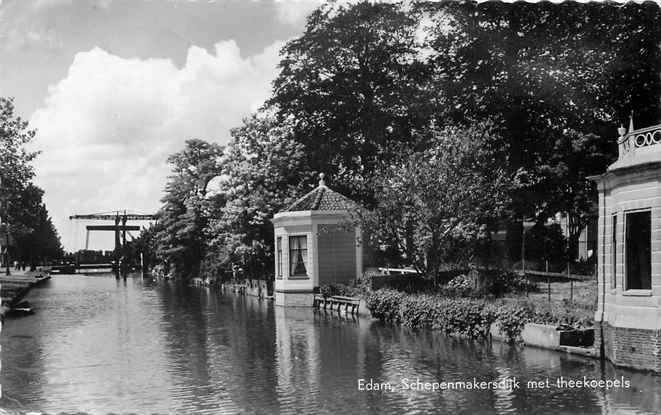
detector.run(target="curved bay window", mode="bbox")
[625,210,651,290]
[289,235,308,278]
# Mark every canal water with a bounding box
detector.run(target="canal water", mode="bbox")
[1,274,660,414]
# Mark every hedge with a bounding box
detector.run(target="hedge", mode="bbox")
[365,289,530,342]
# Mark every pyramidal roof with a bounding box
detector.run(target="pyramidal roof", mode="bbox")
[284,174,357,212]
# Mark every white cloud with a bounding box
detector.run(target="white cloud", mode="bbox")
[30,40,284,251]
[33,0,73,9]
[32,0,112,10]
[274,0,323,24]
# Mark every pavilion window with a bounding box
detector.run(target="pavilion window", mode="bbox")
[612,214,617,289]
[625,210,651,290]
[289,235,308,277]
[276,237,282,279]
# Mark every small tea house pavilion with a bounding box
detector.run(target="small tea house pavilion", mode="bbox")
[591,120,661,372]
[272,174,362,306]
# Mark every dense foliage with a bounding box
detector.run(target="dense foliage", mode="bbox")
[424,1,660,256]
[147,1,660,281]
[154,139,224,279]
[270,2,436,203]
[365,289,502,339]
[202,113,315,280]
[361,122,514,282]
[441,270,537,298]
[0,97,63,267]
[365,288,592,342]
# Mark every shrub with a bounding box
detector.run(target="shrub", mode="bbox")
[365,287,593,343]
[365,289,504,340]
[433,298,496,339]
[444,274,474,297]
[478,269,538,296]
[495,303,533,342]
[365,289,405,322]
[528,299,594,328]
[439,269,539,298]
[398,294,440,328]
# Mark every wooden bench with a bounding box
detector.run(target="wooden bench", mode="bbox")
[313,294,360,315]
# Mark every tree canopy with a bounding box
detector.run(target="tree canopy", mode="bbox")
[270,1,436,203]
[155,139,224,279]
[148,1,660,279]
[362,122,514,282]
[203,111,314,280]
[1,97,63,265]
[424,1,660,252]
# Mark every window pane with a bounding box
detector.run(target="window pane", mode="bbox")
[289,235,308,276]
[276,237,282,279]
[612,215,617,289]
[626,211,651,290]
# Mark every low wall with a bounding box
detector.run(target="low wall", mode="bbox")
[491,323,595,352]
[275,291,314,307]
[521,323,562,349]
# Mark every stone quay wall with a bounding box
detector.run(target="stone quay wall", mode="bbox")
[597,322,661,372]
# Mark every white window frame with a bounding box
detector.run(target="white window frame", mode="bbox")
[623,208,652,294]
[288,233,310,280]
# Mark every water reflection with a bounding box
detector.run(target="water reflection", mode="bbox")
[0,275,659,414]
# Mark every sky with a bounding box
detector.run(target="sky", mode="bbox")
[0,0,324,251]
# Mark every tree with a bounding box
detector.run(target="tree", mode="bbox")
[155,139,224,280]
[544,130,611,256]
[1,97,38,240]
[361,122,515,284]
[1,97,63,267]
[124,223,158,271]
[270,1,436,203]
[13,191,64,267]
[203,111,314,280]
[424,1,661,257]
[0,98,37,190]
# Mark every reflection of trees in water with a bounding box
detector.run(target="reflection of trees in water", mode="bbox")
[0,315,47,410]
[157,282,216,413]
[155,284,661,414]
[158,284,279,413]
[220,294,279,412]
[359,325,661,414]
[5,279,659,413]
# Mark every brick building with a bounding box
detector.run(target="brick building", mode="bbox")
[591,121,661,372]
[272,174,363,307]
